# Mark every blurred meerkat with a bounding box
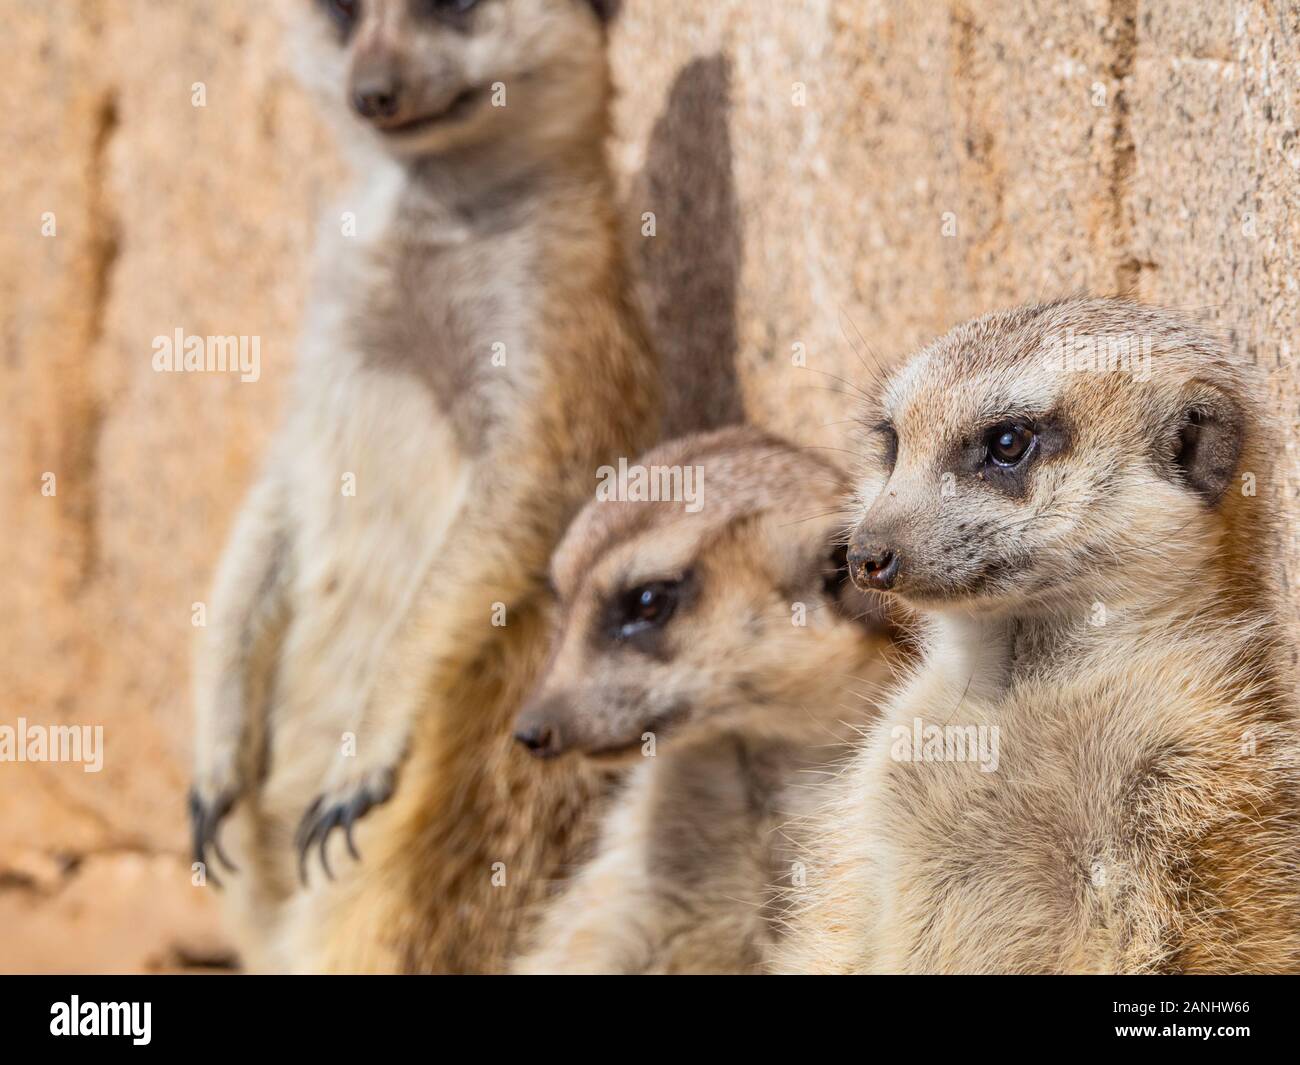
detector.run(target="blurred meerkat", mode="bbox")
[190,0,656,972]
[776,297,1300,974]
[509,427,902,974]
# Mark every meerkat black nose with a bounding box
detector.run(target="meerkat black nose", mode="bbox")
[352,79,402,120]
[847,542,901,592]
[514,722,559,758]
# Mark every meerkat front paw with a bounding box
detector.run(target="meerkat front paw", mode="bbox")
[189,751,245,888]
[295,764,397,885]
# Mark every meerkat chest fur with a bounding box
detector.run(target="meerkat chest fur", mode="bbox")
[520,734,806,975]
[854,603,1298,974]
[643,735,799,893]
[300,160,544,447]
[267,160,563,746]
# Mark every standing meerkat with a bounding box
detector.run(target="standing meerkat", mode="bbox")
[508,427,903,974]
[776,297,1299,974]
[190,0,657,972]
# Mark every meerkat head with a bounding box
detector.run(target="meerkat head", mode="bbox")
[293,0,617,160]
[514,427,893,762]
[846,297,1267,618]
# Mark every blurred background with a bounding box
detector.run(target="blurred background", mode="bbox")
[1,0,1297,972]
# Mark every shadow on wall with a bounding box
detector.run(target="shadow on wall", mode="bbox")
[631,54,745,439]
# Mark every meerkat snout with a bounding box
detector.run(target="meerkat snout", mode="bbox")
[299,0,617,158]
[513,713,560,758]
[350,57,402,121]
[846,539,900,591]
[516,573,695,761]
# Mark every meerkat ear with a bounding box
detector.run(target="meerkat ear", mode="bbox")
[1171,387,1244,506]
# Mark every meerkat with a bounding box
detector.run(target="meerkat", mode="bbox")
[774,297,1300,975]
[190,0,657,972]
[504,427,902,974]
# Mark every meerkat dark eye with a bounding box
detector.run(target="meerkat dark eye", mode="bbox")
[985,422,1036,467]
[613,581,680,639]
[421,0,480,16]
[323,0,360,28]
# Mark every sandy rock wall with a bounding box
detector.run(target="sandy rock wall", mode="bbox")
[1,0,1295,972]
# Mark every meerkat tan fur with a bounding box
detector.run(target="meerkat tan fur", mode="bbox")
[506,427,902,974]
[190,0,657,973]
[775,297,1300,974]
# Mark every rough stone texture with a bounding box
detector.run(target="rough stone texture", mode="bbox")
[0,0,335,973]
[1127,0,1300,609]
[1,0,1295,972]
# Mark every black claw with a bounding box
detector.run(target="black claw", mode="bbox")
[342,803,362,862]
[296,775,396,884]
[189,788,233,889]
[210,793,239,873]
[318,806,343,881]
[296,796,322,854]
[297,797,324,886]
[211,825,239,874]
[188,790,206,869]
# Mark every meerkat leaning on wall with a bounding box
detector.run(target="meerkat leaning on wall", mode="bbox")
[190,0,657,972]
[775,297,1300,974]
[508,427,903,974]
